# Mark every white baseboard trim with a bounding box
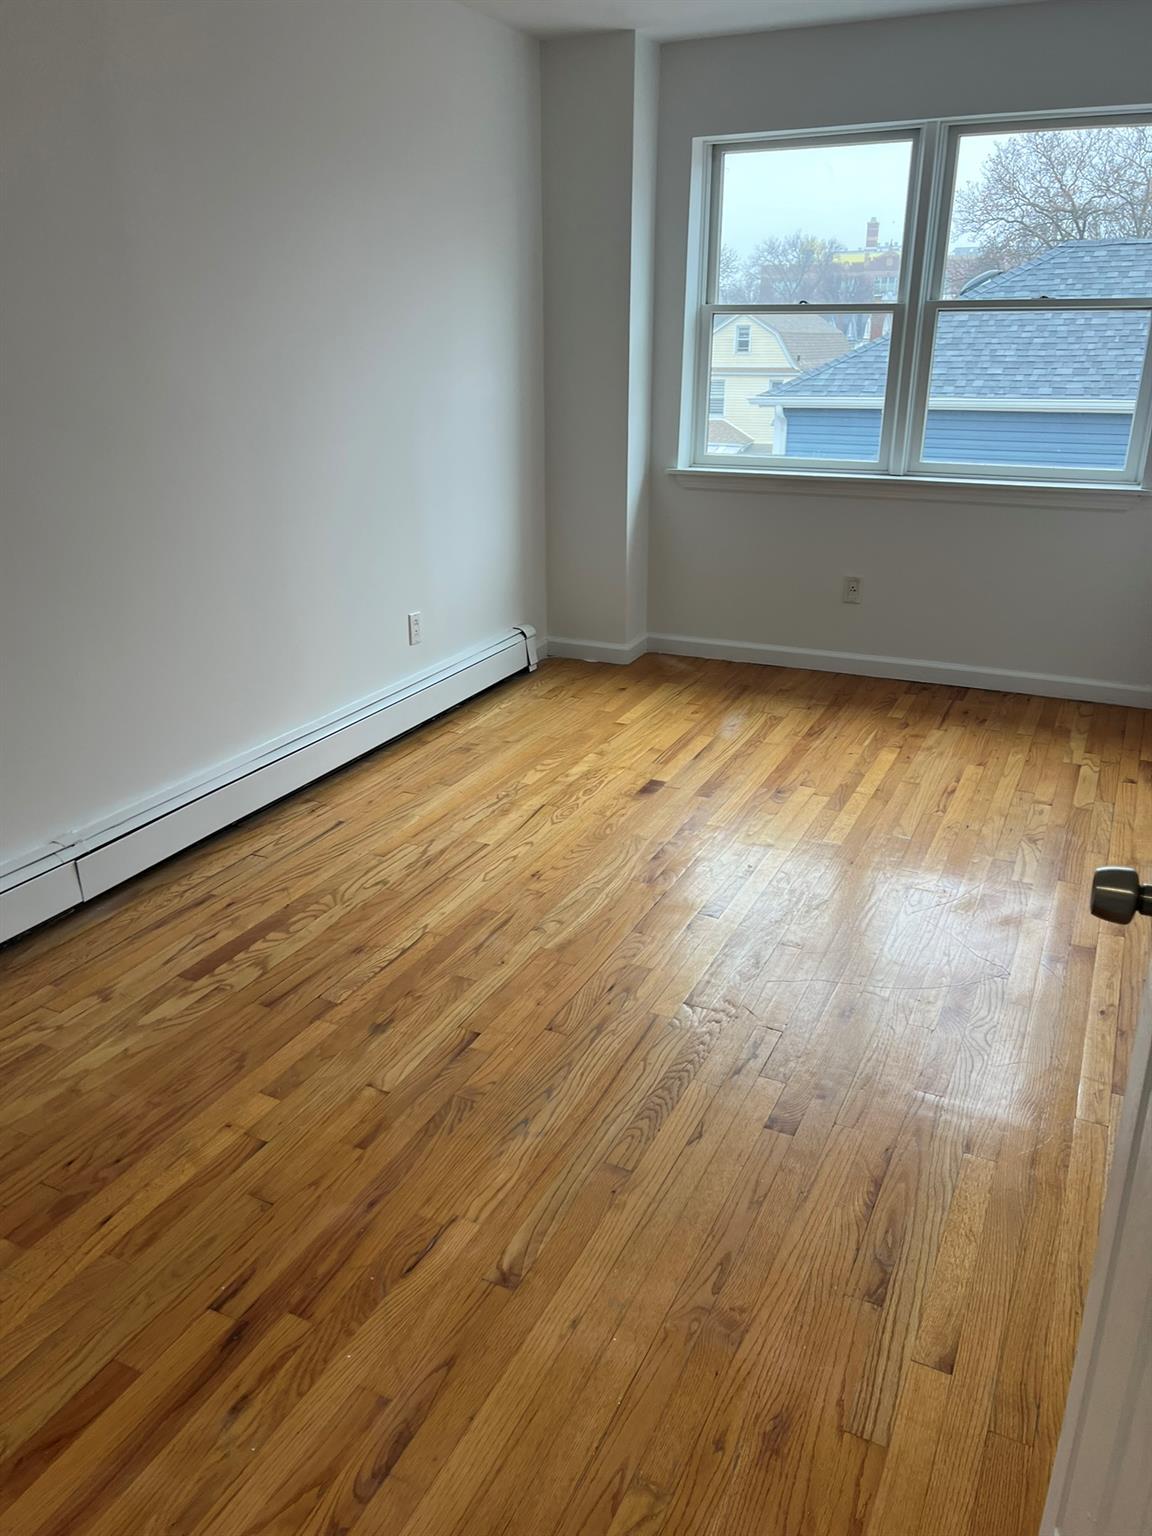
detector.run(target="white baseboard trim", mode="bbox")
[544,628,1151,706]
[0,629,534,943]
[647,633,1152,708]
[546,635,649,665]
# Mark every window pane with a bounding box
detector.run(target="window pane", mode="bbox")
[943,124,1152,298]
[707,312,893,461]
[716,138,913,305]
[920,308,1151,471]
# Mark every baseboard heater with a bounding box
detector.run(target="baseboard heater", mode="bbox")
[0,626,538,944]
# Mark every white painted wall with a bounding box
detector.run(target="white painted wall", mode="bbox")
[0,0,544,871]
[542,31,657,655]
[650,0,1152,694]
[626,35,660,651]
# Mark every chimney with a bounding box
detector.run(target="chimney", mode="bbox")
[866,217,880,250]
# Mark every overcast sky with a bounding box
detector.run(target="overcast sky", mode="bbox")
[719,133,1001,259]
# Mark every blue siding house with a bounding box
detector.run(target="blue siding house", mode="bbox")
[753,241,1152,470]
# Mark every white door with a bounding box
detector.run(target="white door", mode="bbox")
[1042,867,1152,1536]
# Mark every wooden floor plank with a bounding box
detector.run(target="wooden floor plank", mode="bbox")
[0,656,1146,1536]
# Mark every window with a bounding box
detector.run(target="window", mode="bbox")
[689,113,1152,486]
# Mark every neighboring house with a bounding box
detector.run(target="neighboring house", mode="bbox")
[710,313,850,449]
[753,240,1152,468]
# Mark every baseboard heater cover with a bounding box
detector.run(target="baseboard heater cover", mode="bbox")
[0,627,537,944]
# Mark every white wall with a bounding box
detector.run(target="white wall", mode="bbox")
[650,0,1152,696]
[626,35,659,652]
[542,31,657,656]
[0,0,544,871]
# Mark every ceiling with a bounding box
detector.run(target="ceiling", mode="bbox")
[456,0,1047,41]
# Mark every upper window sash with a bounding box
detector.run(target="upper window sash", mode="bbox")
[706,129,922,309]
[925,113,1152,303]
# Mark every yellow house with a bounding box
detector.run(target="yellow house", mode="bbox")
[708,313,851,451]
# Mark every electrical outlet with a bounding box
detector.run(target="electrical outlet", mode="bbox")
[407,610,423,645]
[842,576,862,605]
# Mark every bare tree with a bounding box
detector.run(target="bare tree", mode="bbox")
[735,232,879,304]
[717,244,756,304]
[1106,125,1152,237]
[751,233,831,302]
[954,126,1152,270]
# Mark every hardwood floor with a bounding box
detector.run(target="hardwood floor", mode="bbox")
[0,655,1148,1536]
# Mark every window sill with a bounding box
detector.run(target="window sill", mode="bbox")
[670,467,1150,512]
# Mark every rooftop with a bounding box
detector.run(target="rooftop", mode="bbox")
[717,312,851,371]
[755,240,1152,407]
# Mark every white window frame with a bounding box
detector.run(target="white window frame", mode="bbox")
[735,323,752,354]
[683,108,1152,490]
[708,376,726,417]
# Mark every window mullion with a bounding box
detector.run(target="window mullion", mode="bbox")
[1122,307,1152,482]
[888,119,947,476]
[873,308,902,474]
[1124,308,1152,482]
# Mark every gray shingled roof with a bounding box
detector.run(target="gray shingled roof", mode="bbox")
[755,241,1152,406]
[963,238,1152,299]
[768,315,852,370]
[708,418,753,445]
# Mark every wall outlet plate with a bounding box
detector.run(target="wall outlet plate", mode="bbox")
[842,577,862,604]
[407,611,423,644]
